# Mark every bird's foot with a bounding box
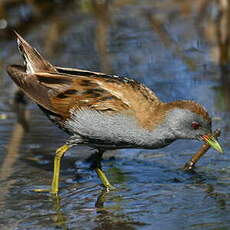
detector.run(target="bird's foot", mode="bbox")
[32,187,58,196]
[95,168,116,191]
[104,183,116,192]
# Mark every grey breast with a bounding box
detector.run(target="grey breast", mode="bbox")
[64,109,176,149]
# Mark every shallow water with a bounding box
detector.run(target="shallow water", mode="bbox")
[0,1,230,229]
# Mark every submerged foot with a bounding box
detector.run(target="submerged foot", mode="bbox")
[104,183,116,192]
[32,187,58,196]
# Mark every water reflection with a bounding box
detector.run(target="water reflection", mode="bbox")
[0,88,30,209]
[50,195,68,230]
[48,188,143,230]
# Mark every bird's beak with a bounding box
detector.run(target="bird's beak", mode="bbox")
[201,134,223,153]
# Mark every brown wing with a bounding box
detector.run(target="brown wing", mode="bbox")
[7,33,161,129]
[7,65,58,113]
[7,65,160,128]
[15,32,57,73]
[45,67,161,126]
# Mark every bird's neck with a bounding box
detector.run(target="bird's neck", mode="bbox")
[143,116,176,149]
[143,101,193,130]
[138,102,172,131]
[133,102,181,148]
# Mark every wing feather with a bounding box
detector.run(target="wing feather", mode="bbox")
[7,34,161,129]
[7,64,160,128]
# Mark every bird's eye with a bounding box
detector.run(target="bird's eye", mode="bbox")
[191,121,201,130]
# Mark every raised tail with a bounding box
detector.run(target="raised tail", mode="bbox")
[14,31,57,73]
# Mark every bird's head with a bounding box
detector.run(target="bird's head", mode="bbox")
[163,100,223,153]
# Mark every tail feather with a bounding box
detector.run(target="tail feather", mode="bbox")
[14,31,57,73]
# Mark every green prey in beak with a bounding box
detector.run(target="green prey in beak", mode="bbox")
[201,134,223,153]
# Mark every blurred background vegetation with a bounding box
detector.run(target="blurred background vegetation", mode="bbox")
[0,1,230,230]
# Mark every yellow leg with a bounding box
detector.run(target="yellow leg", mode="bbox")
[50,144,70,195]
[34,144,69,195]
[95,168,115,191]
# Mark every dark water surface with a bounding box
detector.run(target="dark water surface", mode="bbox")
[0,1,230,229]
